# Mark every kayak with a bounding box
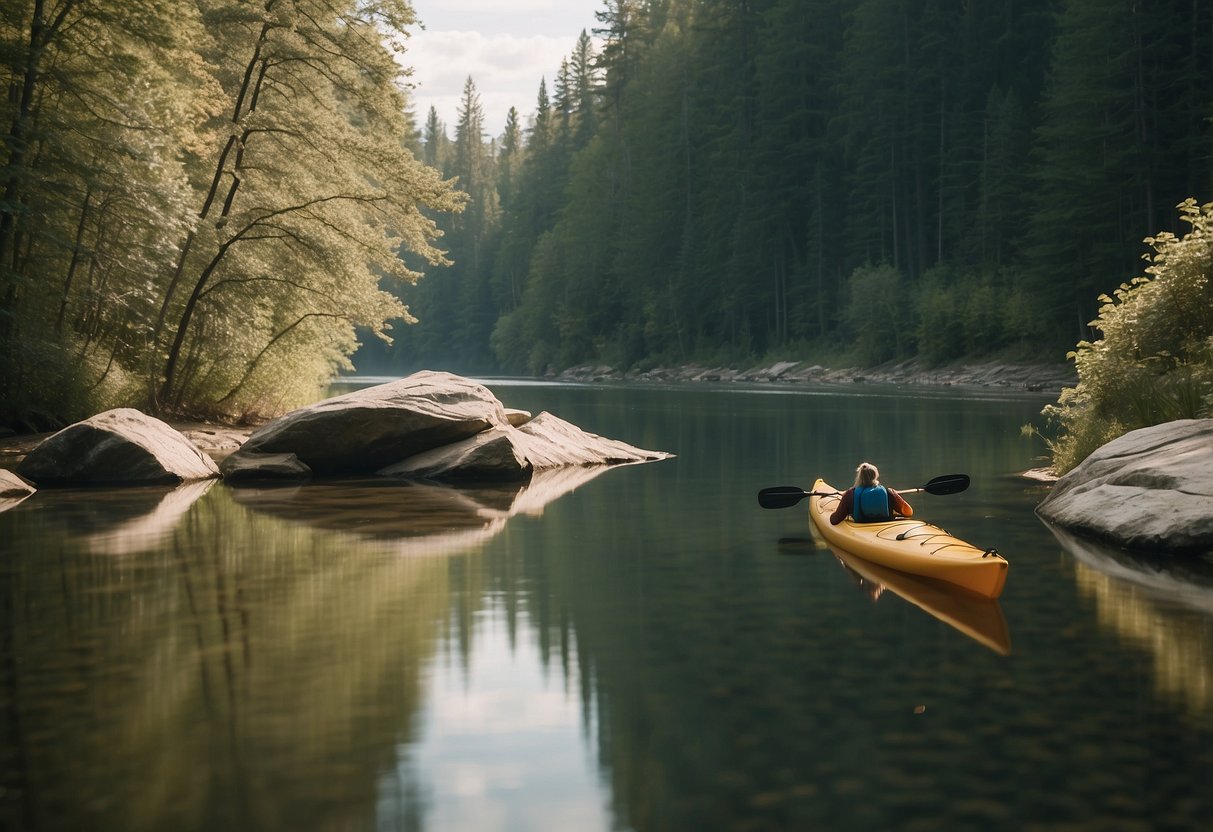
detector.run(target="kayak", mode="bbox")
[827,542,1011,654]
[807,478,1009,599]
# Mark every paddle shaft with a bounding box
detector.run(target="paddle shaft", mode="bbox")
[757,473,969,509]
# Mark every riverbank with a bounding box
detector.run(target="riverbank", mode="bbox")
[554,358,1077,393]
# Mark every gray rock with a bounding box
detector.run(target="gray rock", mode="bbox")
[220,451,312,484]
[505,408,532,427]
[0,468,35,498]
[1036,419,1213,554]
[378,427,531,482]
[516,411,672,467]
[238,370,512,474]
[379,411,673,483]
[0,468,35,513]
[15,408,219,486]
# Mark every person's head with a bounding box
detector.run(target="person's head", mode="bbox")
[854,462,880,488]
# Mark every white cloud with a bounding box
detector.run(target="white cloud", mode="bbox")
[405,28,578,137]
[401,0,602,137]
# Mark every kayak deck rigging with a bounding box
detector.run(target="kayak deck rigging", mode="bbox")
[810,482,1008,599]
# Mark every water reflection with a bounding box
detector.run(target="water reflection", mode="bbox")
[86,480,215,555]
[4,382,1213,832]
[1047,523,1213,716]
[829,544,1012,655]
[0,463,630,831]
[230,465,618,557]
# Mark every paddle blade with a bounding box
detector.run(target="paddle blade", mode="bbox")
[758,486,809,509]
[923,473,970,496]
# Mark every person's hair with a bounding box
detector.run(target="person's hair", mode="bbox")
[854,462,880,488]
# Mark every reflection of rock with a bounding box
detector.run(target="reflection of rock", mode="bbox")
[5,480,217,554]
[85,480,216,555]
[0,468,36,513]
[379,411,671,482]
[1066,553,1213,717]
[1044,520,1213,612]
[232,465,618,557]
[1037,419,1213,554]
[15,408,220,486]
[237,370,512,475]
[1048,519,1213,712]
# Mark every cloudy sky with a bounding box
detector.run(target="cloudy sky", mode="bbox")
[404,1,603,138]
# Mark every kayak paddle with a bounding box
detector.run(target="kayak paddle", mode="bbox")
[756,473,970,509]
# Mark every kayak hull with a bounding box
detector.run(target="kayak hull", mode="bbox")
[808,478,1009,599]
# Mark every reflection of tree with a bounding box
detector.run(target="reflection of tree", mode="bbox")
[0,466,623,830]
[1,486,455,829]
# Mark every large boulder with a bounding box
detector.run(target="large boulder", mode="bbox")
[15,408,220,486]
[237,371,512,474]
[1036,419,1213,554]
[378,411,673,482]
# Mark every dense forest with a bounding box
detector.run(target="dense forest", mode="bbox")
[375,0,1213,377]
[3,0,1211,428]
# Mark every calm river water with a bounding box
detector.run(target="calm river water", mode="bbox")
[1,380,1211,831]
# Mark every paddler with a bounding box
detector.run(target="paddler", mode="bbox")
[829,462,914,524]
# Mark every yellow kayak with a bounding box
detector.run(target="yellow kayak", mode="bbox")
[808,478,1009,599]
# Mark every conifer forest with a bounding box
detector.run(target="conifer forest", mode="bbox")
[3,0,1212,424]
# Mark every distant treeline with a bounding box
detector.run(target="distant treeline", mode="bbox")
[374,0,1213,376]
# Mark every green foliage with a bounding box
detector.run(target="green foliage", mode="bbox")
[0,0,462,424]
[391,0,1213,377]
[842,264,910,365]
[1043,199,1213,473]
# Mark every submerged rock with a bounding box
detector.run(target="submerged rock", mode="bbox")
[1036,419,1213,555]
[220,450,312,484]
[15,408,219,486]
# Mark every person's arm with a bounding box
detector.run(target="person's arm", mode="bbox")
[829,488,853,525]
[889,488,913,518]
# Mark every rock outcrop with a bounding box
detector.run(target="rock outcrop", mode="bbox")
[379,411,671,482]
[225,371,673,482]
[1036,419,1213,554]
[15,408,220,486]
[234,371,512,475]
[0,469,36,513]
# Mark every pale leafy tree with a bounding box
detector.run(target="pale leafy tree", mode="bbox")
[0,0,460,424]
[0,0,211,423]
[155,0,463,415]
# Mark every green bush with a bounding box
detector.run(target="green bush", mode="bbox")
[843,264,910,365]
[1042,198,1213,473]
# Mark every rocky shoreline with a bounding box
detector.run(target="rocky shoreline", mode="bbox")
[0,361,1073,469]
[553,358,1077,393]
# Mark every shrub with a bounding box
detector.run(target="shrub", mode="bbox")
[1042,199,1213,473]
